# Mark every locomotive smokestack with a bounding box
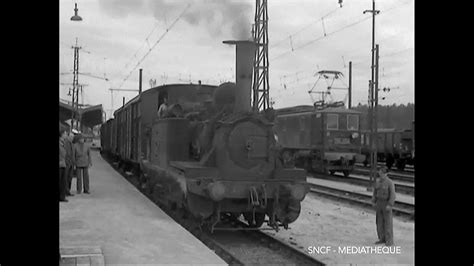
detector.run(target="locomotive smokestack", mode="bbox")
[223,40,256,113]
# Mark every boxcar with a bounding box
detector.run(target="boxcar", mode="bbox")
[274,105,365,177]
[100,119,113,154]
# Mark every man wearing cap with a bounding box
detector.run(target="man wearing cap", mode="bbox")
[372,166,396,246]
[73,134,92,194]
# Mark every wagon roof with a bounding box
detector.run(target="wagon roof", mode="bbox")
[113,83,217,115]
[316,107,362,114]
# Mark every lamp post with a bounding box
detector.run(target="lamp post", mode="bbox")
[69,2,82,131]
[70,3,82,21]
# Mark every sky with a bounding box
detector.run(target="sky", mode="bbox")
[59,0,414,118]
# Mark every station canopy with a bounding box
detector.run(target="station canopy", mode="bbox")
[59,99,103,128]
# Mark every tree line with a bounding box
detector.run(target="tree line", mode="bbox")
[353,103,414,131]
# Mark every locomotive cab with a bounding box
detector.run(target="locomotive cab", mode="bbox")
[321,109,365,176]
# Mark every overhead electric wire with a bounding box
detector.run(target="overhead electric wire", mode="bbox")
[117,3,191,90]
[123,20,162,70]
[272,15,371,61]
[271,3,351,49]
[271,0,413,62]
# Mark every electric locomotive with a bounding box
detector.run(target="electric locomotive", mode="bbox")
[273,104,366,177]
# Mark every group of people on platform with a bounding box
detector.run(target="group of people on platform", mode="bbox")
[59,128,92,202]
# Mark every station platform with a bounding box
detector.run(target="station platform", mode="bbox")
[60,151,226,265]
[307,176,415,205]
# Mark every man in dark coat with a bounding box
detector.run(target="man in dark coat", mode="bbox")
[73,134,92,194]
[64,132,75,196]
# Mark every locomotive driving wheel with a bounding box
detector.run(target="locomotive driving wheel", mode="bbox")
[343,170,350,177]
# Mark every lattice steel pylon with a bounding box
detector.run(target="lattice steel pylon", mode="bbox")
[71,38,82,131]
[252,0,270,111]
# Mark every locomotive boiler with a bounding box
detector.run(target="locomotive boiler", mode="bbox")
[101,40,309,232]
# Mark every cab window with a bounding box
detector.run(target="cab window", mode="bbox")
[327,114,338,130]
[347,115,359,131]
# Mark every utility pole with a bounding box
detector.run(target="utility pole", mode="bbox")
[252,0,270,111]
[348,61,352,109]
[108,69,141,117]
[374,45,380,159]
[364,0,379,190]
[368,44,380,190]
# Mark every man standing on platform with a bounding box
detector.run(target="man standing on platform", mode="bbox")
[59,129,68,202]
[73,134,92,194]
[372,166,396,246]
[64,132,75,196]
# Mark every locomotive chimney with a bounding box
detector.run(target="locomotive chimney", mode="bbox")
[223,40,257,113]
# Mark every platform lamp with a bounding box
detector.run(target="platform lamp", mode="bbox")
[70,3,82,21]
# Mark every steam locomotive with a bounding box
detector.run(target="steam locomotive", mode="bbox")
[100,40,309,232]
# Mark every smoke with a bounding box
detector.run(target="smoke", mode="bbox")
[98,0,253,39]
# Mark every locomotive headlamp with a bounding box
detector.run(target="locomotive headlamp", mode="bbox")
[274,134,279,142]
[351,132,359,139]
[290,184,307,201]
[207,182,226,201]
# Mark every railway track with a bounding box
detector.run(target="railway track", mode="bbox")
[103,154,325,266]
[355,162,414,174]
[204,219,325,265]
[353,167,414,183]
[309,183,415,220]
[312,172,414,196]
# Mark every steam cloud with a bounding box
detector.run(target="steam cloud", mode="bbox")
[99,0,253,39]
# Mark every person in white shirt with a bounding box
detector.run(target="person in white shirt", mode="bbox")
[157,97,168,118]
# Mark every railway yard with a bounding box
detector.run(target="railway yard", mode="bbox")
[59,0,415,264]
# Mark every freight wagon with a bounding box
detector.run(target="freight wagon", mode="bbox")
[361,120,415,170]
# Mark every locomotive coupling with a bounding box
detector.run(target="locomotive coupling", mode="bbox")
[206,181,226,201]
